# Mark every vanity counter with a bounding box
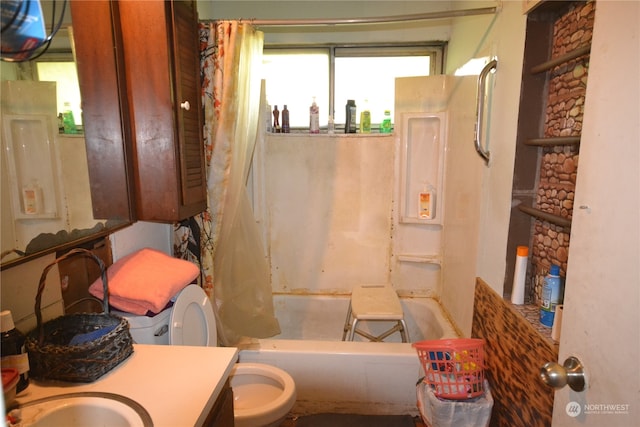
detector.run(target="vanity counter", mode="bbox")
[13,344,238,427]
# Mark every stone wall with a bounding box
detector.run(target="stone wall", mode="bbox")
[531,1,595,303]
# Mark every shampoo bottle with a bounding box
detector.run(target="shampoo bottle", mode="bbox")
[272,105,280,133]
[282,105,290,133]
[540,264,564,327]
[418,183,435,220]
[309,97,320,134]
[62,101,77,134]
[510,246,529,305]
[359,99,371,133]
[345,100,357,133]
[381,110,392,133]
[22,180,43,215]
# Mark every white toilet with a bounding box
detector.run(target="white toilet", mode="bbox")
[112,285,296,427]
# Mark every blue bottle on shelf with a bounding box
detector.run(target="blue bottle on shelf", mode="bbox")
[540,264,564,327]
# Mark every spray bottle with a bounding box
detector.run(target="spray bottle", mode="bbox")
[309,97,320,134]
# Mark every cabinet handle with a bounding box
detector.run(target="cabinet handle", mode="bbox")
[180,101,191,111]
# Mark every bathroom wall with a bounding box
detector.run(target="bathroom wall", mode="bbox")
[448,1,527,294]
[259,133,396,294]
[0,254,64,334]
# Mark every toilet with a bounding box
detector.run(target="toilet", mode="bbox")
[112,285,296,427]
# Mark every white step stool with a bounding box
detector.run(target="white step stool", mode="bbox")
[342,284,410,342]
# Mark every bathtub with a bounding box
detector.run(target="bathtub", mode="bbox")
[238,294,459,416]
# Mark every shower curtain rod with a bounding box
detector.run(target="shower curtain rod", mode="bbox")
[224,6,498,27]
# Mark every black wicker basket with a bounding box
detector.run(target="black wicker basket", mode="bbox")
[25,249,134,383]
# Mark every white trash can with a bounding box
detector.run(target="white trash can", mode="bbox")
[416,379,493,427]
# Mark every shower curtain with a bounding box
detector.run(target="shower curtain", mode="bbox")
[175,21,280,345]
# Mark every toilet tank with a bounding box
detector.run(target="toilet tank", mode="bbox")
[112,308,171,345]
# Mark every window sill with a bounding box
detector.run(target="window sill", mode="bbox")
[266,131,394,137]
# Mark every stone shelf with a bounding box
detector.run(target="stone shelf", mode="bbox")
[508,301,559,348]
[530,44,591,74]
[525,136,580,147]
[518,205,572,228]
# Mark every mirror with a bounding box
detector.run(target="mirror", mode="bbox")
[1,0,133,268]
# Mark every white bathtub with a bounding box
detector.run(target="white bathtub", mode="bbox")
[238,294,459,416]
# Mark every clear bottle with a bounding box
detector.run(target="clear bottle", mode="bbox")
[345,100,357,133]
[282,105,290,133]
[359,99,371,133]
[62,101,77,134]
[540,265,564,327]
[380,110,392,133]
[1,310,29,393]
[309,97,320,134]
[327,115,335,135]
[265,99,272,133]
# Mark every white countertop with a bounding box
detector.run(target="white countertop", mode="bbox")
[14,344,238,427]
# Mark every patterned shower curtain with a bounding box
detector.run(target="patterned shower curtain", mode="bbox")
[174,21,280,345]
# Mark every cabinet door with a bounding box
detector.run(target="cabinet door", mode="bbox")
[119,0,206,222]
[70,0,135,221]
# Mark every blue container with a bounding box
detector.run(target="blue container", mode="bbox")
[540,265,563,327]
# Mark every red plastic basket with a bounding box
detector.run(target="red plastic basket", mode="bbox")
[413,338,485,400]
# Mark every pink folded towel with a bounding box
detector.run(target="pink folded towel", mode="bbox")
[89,248,199,315]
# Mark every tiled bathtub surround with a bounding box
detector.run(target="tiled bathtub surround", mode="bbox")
[472,278,558,427]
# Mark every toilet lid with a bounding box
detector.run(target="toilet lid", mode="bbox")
[169,285,217,346]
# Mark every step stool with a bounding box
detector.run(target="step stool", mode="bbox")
[342,284,410,342]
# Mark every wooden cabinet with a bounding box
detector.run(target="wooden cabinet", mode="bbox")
[119,0,207,222]
[70,0,135,222]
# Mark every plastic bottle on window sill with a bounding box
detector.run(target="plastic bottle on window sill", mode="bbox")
[282,105,290,133]
[272,105,280,133]
[62,101,77,134]
[359,99,371,133]
[345,100,357,133]
[309,97,320,134]
[380,110,392,133]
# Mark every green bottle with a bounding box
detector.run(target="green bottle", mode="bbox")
[381,110,392,133]
[62,102,77,134]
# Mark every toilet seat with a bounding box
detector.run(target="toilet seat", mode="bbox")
[169,285,217,346]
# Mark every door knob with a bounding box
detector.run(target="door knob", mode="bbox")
[180,101,191,111]
[540,356,586,392]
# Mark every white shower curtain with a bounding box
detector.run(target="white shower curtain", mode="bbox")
[177,21,280,346]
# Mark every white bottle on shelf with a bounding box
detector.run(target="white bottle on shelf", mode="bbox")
[510,246,528,305]
[22,180,43,215]
[418,182,435,220]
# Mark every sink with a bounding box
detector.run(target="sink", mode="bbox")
[9,392,153,427]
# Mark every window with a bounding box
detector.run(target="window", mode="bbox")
[36,61,83,127]
[261,49,329,130]
[262,44,443,130]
